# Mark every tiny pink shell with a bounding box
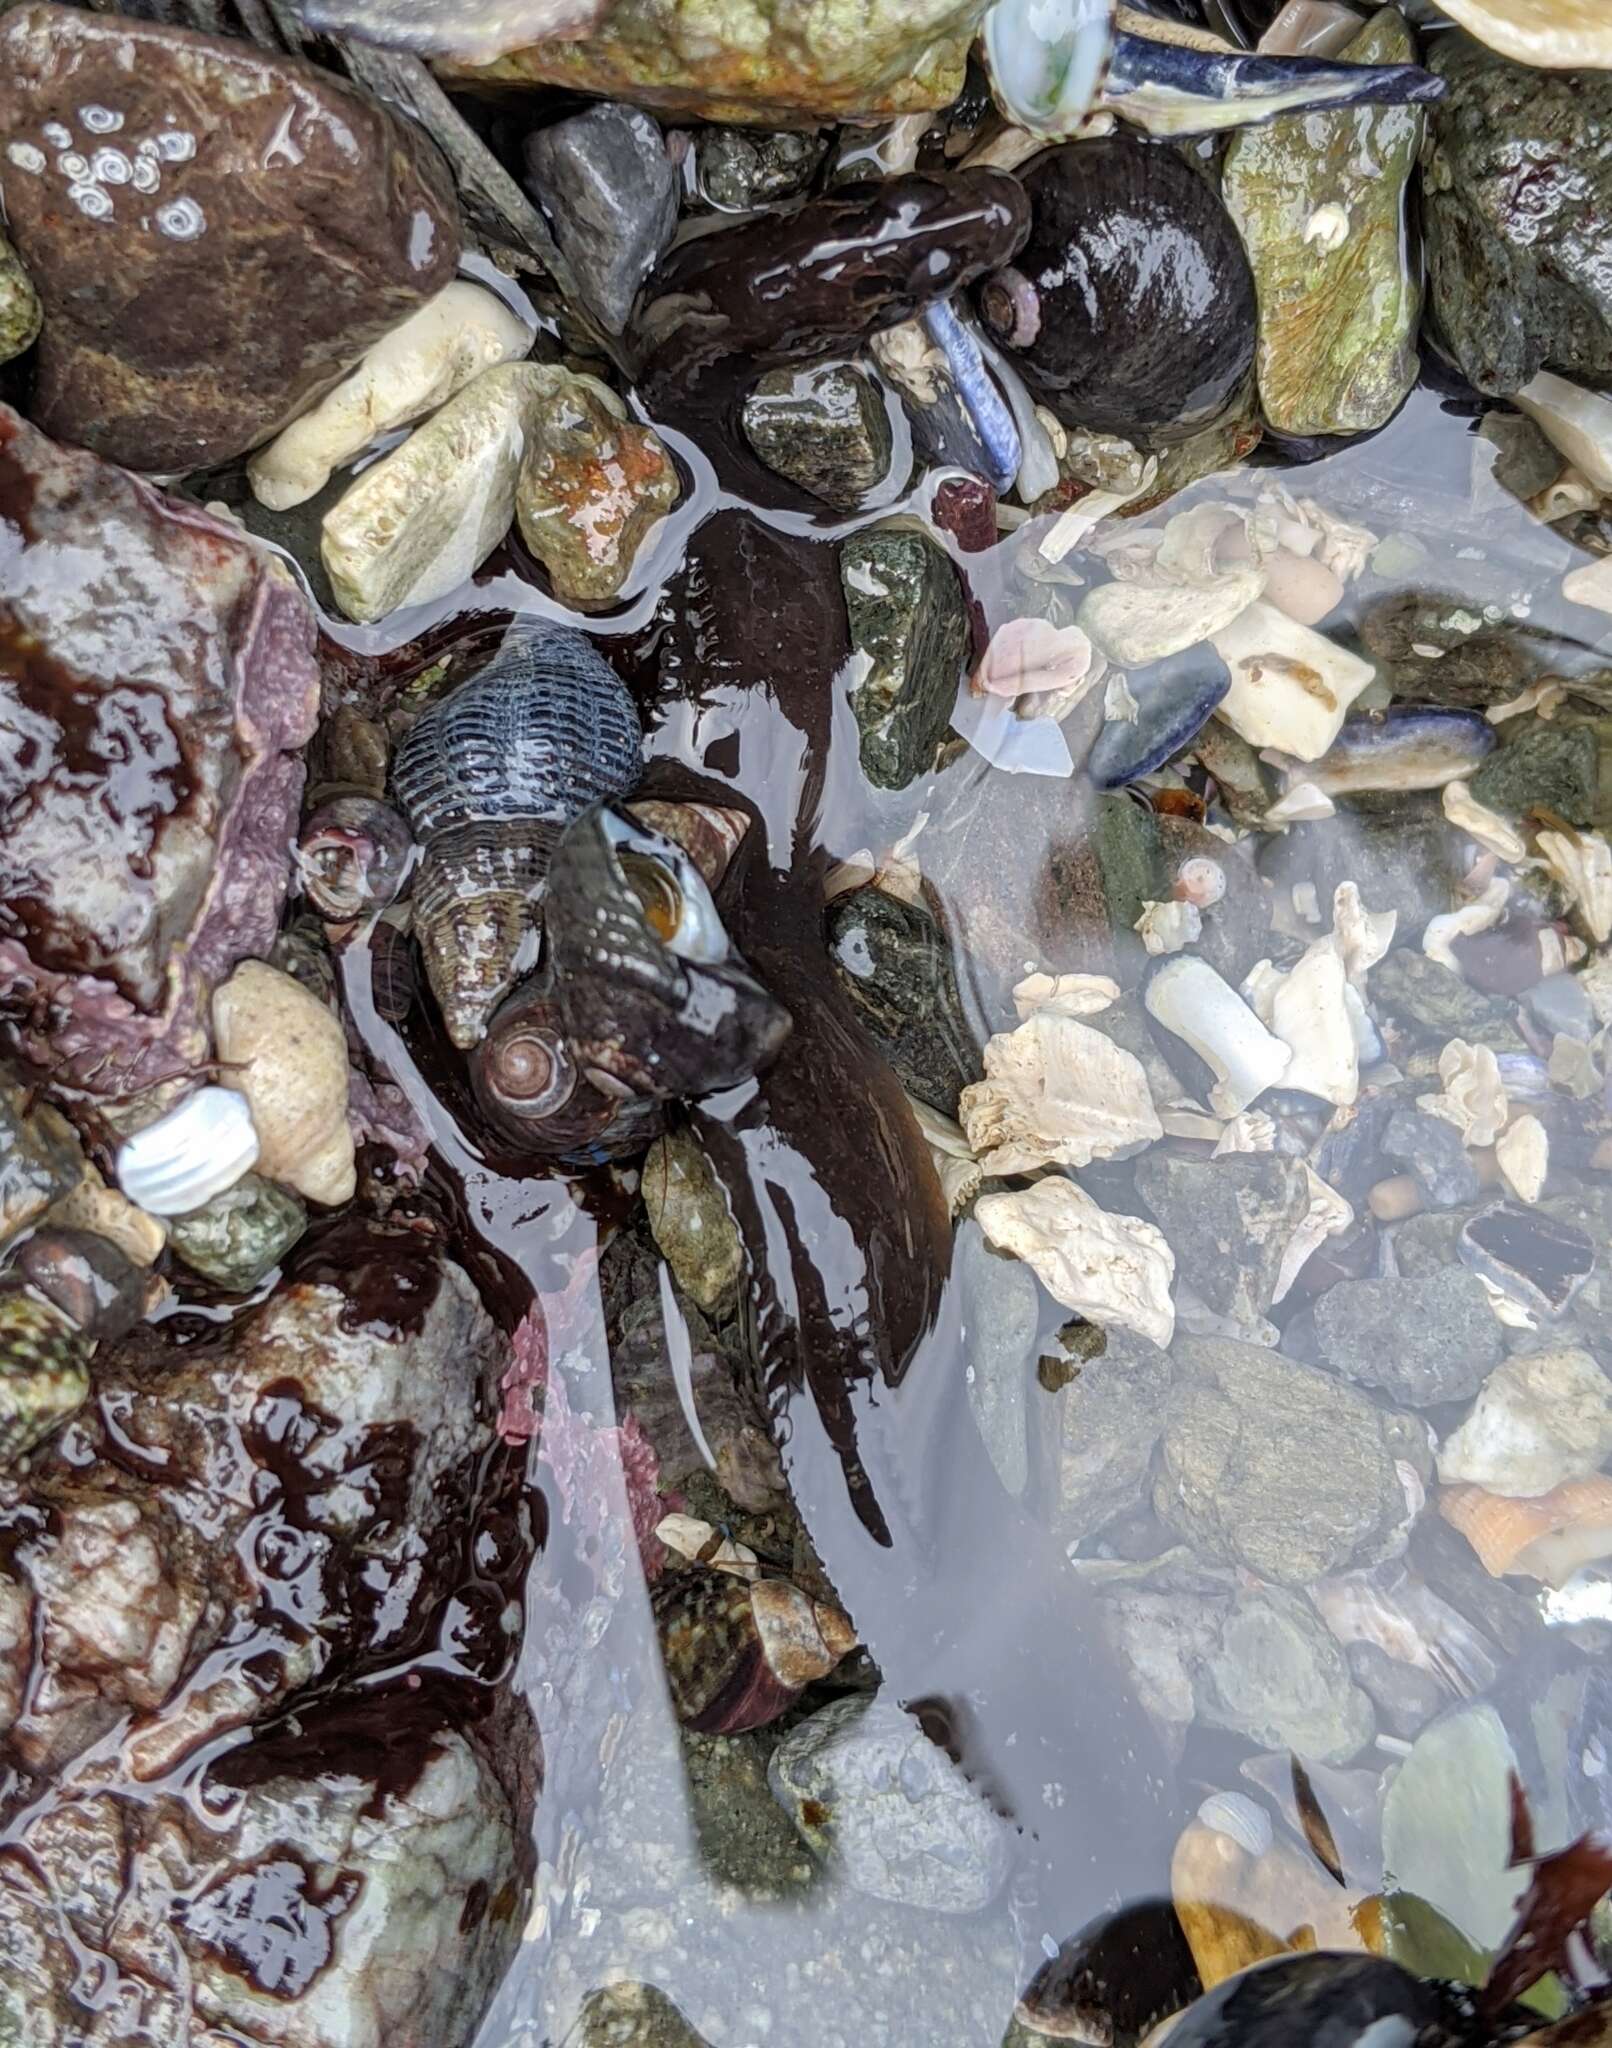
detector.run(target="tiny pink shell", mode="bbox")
[974,616,1095,702]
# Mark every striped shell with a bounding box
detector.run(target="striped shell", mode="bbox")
[625,799,750,893]
[1196,1791,1273,1859]
[390,626,643,1046]
[1439,1477,1612,1587]
[652,1568,857,1734]
[0,1281,90,1467]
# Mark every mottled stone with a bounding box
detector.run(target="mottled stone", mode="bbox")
[565,1983,714,2048]
[514,376,679,607]
[1134,1152,1312,1326]
[0,1066,82,1253]
[0,228,40,365]
[680,1727,816,1897]
[957,1219,1038,1497]
[1381,1107,1483,1210]
[1469,718,1597,825]
[1369,949,1527,1052]
[0,4,460,473]
[825,885,981,1116]
[1312,1269,1504,1406]
[165,1173,308,1292]
[1196,1586,1375,1765]
[1055,1328,1174,1548]
[642,1128,743,1315]
[0,1282,88,1468]
[1223,11,1422,435]
[839,528,968,789]
[1154,1337,1412,1584]
[742,362,893,511]
[523,104,679,336]
[698,127,826,211]
[1423,37,1612,396]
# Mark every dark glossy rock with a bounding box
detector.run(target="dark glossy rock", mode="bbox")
[838,529,968,789]
[1368,949,1527,1051]
[1312,1268,1505,1404]
[697,126,825,211]
[0,4,460,473]
[1086,645,1230,788]
[0,406,320,1095]
[1470,718,1598,825]
[1163,1953,1453,2048]
[523,103,678,336]
[977,136,1256,445]
[1381,1107,1483,1210]
[1423,36,1612,396]
[1459,1198,1595,1320]
[0,1063,82,1252]
[1135,1152,1311,1325]
[12,1226,145,1343]
[825,886,981,1116]
[641,1127,745,1315]
[742,362,892,511]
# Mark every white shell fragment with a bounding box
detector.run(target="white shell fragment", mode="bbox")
[1213,1110,1276,1156]
[1272,1163,1353,1304]
[1209,601,1374,761]
[1144,954,1291,1117]
[1562,555,1612,617]
[1442,781,1527,864]
[1247,943,1358,1106]
[907,1097,984,1218]
[960,1001,1162,1174]
[1078,565,1265,667]
[1197,1791,1274,1859]
[1535,828,1612,945]
[1496,1114,1548,1205]
[248,281,534,511]
[1013,971,1119,1019]
[1423,876,1510,971]
[213,960,357,1206]
[115,1086,260,1217]
[1513,372,1612,493]
[1433,0,1612,69]
[1264,779,1336,826]
[1417,1038,1509,1149]
[1437,1347,1612,1498]
[1136,899,1202,956]
[974,1177,1175,1348]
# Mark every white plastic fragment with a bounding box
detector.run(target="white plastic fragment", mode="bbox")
[1535,828,1612,944]
[1136,899,1203,955]
[1442,781,1527,863]
[974,1177,1175,1348]
[1496,1114,1548,1205]
[115,1086,260,1217]
[959,1004,1162,1174]
[1423,876,1511,970]
[1210,601,1375,760]
[1144,954,1292,1117]
[1417,1038,1509,1148]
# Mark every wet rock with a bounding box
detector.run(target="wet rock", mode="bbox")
[0,3,460,474]
[1134,1152,1312,1326]
[1346,1639,1446,1739]
[0,1066,83,1253]
[1290,797,1466,946]
[566,1982,715,2048]
[1196,1586,1374,1765]
[1154,1336,1413,1584]
[0,1282,89,1467]
[1423,37,1612,396]
[642,1127,744,1315]
[164,1173,308,1292]
[681,1727,817,1897]
[1369,949,1527,1051]
[825,886,982,1117]
[768,1696,1013,1912]
[1526,971,1597,1041]
[1054,1327,1174,1548]
[1223,10,1423,435]
[1381,1107,1483,1210]
[1469,718,1597,825]
[1437,1345,1612,1496]
[0,227,40,364]
[0,407,320,1096]
[698,127,826,211]
[839,528,969,790]
[12,1228,146,1346]
[957,1219,1038,1498]
[523,104,679,337]
[742,362,893,512]
[1312,1269,1505,1405]
[612,1304,785,1512]
[515,376,680,608]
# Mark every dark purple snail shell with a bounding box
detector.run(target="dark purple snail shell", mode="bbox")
[12,1226,147,1344]
[975,136,1256,446]
[470,969,665,1165]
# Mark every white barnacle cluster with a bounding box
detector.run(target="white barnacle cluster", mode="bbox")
[4,104,201,231]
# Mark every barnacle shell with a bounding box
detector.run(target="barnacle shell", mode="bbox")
[390,627,643,1046]
[959,997,1161,1174]
[295,795,413,923]
[1439,1476,1612,1587]
[652,1567,856,1734]
[0,1279,89,1466]
[1196,1792,1273,1860]
[115,1086,260,1217]
[212,961,355,1207]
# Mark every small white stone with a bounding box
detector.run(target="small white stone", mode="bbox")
[1210,601,1374,761]
[1438,1346,1612,1497]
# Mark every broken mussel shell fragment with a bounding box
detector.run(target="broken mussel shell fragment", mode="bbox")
[389,626,643,1048]
[1457,1200,1596,1320]
[652,1566,857,1734]
[544,803,792,1107]
[1276,706,1499,800]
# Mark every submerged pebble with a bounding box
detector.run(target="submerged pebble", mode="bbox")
[0,1279,89,1467]
[839,527,970,789]
[1086,646,1232,789]
[742,362,893,512]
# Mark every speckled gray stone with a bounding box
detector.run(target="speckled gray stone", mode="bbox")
[523,103,679,335]
[1312,1269,1505,1406]
[1134,1152,1311,1325]
[1055,1328,1174,1547]
[1197,1587,1375,1765]
[957,1219,1037,1498]
[1382,1108,1482,1211]
[743,362,892,511]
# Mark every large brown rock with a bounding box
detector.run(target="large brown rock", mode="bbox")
[0,4,460,473]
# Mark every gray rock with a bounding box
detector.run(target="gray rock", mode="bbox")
[1381,1108,1482,1210]
[1153,1337,1413,1585]
[769,1696,1013,1913]
[1055,1328,1174,1547]
[1196,1586,1375,1765]
[165,1172,307,1291]
[697,126,826,211]
[681,1728,817,1898]
[1526,971,1598,1042]
[1312,1269,1504,1405]
[565,1983,713,2048]
[523,103,679,335]
[1389,1207,1470,1278]
[1134,1152,1311,1325]
[743,362,893,511]
[1469,718,1597,826]
[1369,949,1526,1052]
[839,528,968,790]
[957,1220,1038,1497]
[1346,1640,1448,1740]
[1298,798,1465,947]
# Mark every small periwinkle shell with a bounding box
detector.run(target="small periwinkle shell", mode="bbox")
[390,626,643,1047]
[471,970,665,1163]
[976,136,1256,445]
[0,1278,90,1466]
[545,803,791,1104]
[115,1087,260,1218]
[12,1227,146,1345]
[165,1174,309,1293]
[295,794,413,921]
[652,1567,856,1734]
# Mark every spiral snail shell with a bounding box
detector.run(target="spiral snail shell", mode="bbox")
[470,968,666,1164]
[390,625,643,1048]
[295,793,414,923]
[652,1566,857,1735]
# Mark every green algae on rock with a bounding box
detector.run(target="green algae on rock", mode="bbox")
[1422,35,1612,396]
[839,527,968,790]
[443,0,986,126]
[0,229,40,366]
[1222,9,1422,437]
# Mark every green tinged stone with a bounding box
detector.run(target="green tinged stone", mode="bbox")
[1370,948,1526,1051]
[642,1128,744,1314]
[0,1282,88,1467]
[1470,718,1597,825]
[166,1173,307,1292]
[1422,37,1612,396]
[0,227,39,365]
[839,528,968,790]
[1222,11,1422,436]
[742,363,892,512]
[564,1982,713,2048]
[825,885,981,1116]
